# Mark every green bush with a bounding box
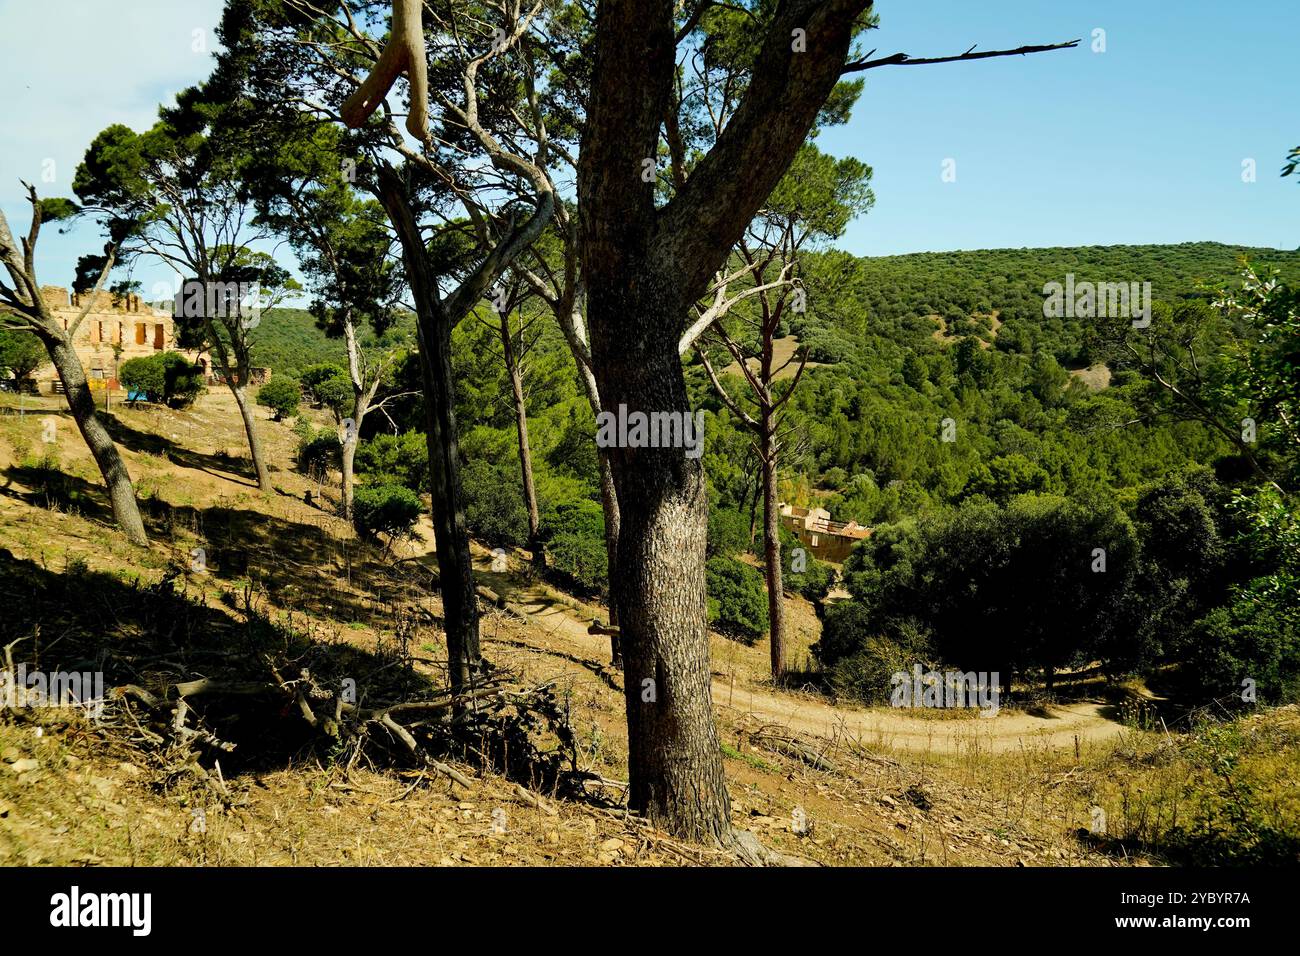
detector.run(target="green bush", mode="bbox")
[119,354,165,402]
[256,376,301,421]
[540,500,607,595]
[0,328,46,385]
[160,352,205,408]
[462,458,529,547]
[312,369,354,419]
[707,507,752,558]
[298,429,340,475]
[816,605,931,703]
[779,525,835,601]
[355,431,428,492]
[352,483,421,540]
[706,556,769,643]
[119,352,204,407]
[827,635,913,705]
[299,363,345,398]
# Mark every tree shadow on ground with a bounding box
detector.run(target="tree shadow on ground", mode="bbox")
[0,463,439,634]
[0,546,438,776]
[102,412,265,488]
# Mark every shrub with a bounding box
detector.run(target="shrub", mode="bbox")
[540,500,607,594]
[118,351,203,407]
[119,354,165,402]
[827,635,913,704]
[352,484,421,540]
[298,429,340,475]
[462,458,529,547]
[707,506,751,558]
[299,363,345,399]
[0,328,45,385]
[355,431,428,492]
[256,377,301,421]
[779,525,834,601]
[816,606,932,704]
[312,369,354,419]
[705,556,769,643]
[160,352,205,408]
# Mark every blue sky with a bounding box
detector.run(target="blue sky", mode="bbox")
[822,0,1300,255]
[1,0,1296,302]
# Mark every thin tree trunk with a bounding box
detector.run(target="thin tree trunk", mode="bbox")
[596,448,622,665]
[230,381,272,491]
[340,410,360,519]
[47,337,148,545]
[340,315,369,520]
[379,172,482,696]
[761,426,785,682]
[205,322,271,493]
[498,312,543,570]
[566,321,622,662]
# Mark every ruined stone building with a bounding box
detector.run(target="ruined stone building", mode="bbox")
[30,286,190,393]
[779,502,872,564]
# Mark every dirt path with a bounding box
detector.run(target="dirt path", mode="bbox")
[465,550,1129,756]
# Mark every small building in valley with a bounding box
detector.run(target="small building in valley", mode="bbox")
[779,502,871,564]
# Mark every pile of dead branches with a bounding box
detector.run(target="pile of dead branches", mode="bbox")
[0,556,581,802]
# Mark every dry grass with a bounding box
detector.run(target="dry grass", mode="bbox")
[1,391,1297,867]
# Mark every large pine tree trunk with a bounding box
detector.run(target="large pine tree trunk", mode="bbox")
[588,280,732,845]
[761,425,786,681]
[47,337,148,546]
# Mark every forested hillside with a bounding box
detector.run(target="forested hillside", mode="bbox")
[338,239,1293,708]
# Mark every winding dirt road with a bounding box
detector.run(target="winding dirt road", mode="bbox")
[469,547,1131,755]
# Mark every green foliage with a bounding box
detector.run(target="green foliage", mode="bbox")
[540,500,608,595]
[354,431,428,493]
[118,352,205,407]
[0,329,46,383]
[256,376,301,420]
[707,506,751,557]
[160,352,205,408]
[312,369,354,420]
[705,556,769,643]
[297,428,340,475]
[118,355,164,401]
[351,484,421,540]
[837,495,1138,681]
[780,526,835,601]
[826,633,921,705]
[462,457,529,547]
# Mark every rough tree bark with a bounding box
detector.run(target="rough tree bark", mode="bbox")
[579,0,870,844]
